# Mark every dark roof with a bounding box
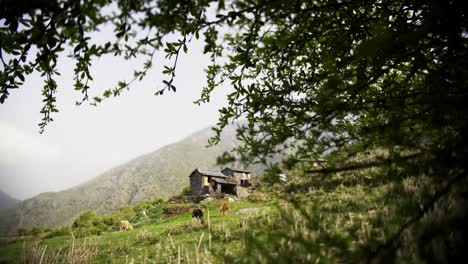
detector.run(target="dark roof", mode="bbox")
[213,177,239,185]
[222,167,251,173]
[190,169,227,178]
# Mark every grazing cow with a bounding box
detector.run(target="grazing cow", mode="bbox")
[192,207,204,225]
[119,220,133,231]
[219,202,229,216]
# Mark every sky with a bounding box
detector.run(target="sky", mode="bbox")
[0,26,229,200]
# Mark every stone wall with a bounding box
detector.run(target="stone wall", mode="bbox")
[237,186,250,197]
[189,173,203,196]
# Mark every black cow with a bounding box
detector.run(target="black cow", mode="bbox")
[192,207,204,225]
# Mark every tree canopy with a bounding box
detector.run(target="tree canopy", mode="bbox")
[1,0,466,165]
[1,0,468,259]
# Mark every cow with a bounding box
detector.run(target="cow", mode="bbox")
[192,207,204,225]
[119,220,133,231]
[219,202,229,216]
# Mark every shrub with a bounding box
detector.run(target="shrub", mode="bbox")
[152,197,165,205]
[15,226,44,237]
[167,186,192,203]
[112,206,137,223]
[247,192,269,202]
[72,211,98,229]
[72,210,114,237]
[167,194,184,203]
[101,215,116,228]
[181,186,191,196]
[17,228,28,236]
[147,206,165,220]
[30,226,43,237]
[261,165,282,185]
[44,226,72,239]
[163,204,197,217]
[88,226,103,236]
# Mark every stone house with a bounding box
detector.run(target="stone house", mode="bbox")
[189,168,252,197]
[220,167,252,187]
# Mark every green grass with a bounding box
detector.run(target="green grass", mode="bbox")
[0,199,275,263]
[0,169,438,263]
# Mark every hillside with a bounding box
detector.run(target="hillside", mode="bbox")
[0,168,431,263]
[0,191,19,211]
[0,151,459,262]
[0,125,268,235]
[0,198,277,263]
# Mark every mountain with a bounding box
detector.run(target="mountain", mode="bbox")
[0,190,19,211]
[0,125,269,235]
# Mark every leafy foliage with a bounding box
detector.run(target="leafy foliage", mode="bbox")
[72,210,99,229]
[72,210,111,236]
[15,226,44,237]
[43,226,72,239]
[1,0,466,178]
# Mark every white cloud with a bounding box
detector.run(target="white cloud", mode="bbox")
[0,121,61,166]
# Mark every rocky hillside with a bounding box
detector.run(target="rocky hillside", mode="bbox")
[0,125,268,235]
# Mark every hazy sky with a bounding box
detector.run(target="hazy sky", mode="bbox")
[0,26,229,200]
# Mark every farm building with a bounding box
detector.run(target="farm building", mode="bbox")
[189,168,253,197]
[221,167,252,187]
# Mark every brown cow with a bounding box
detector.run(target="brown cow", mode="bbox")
[119,220,133,231]
[219,202,229,216]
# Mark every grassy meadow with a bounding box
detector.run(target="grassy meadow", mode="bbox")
[0,199,277,263]
[0,165,445,263]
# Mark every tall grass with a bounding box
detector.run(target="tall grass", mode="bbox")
[20,237,100,264]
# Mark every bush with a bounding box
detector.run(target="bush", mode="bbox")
[88,226,103,236]
[167,194,185,203]
[72,210,114,237]
[247,192,269,202]
[17,228,28,236]
[16,226,45,237]
[261,165,282,185]
[163,204,197,217]
[147,206,165,220]
[181,186,191,196]
[152,197,165,205]
[72,228,93,238]
[101,216,116,227]
[72,211,98,229]
[44,226,72,239]
[167,186,192,203]
[112,206,137,223]
[30,226,43,237]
